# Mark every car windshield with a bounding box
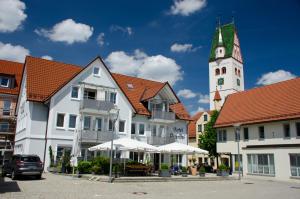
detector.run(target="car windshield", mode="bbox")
[20,156,40,162]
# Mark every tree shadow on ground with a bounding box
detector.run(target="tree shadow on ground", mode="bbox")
[0,177,21,194]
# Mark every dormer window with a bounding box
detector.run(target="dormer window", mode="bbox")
[93,67,100,76]
[0,77,9,87]
[127,83,134,89]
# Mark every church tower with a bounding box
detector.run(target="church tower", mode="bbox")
[209,21,244,110]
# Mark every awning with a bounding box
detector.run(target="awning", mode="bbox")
[157,142,208,155]
[88,138,158,153]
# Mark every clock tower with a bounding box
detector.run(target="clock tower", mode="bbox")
[209,22,244,110]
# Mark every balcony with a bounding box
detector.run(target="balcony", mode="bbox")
[80,98,115,114]
[150,109,175,123]
[147,135,176,146]
[80,130,118,143]
[0,108,16,119]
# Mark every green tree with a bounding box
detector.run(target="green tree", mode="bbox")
[198,110,219,158]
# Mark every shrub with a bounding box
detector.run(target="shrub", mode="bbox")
[113,164,120,173]
[91,165,101,175]
[199,166,206,173]
[92,156,110,174]
[78,161,92,173]
[218,164,228,171]
[161,164,169,170]
[181,166,187,173]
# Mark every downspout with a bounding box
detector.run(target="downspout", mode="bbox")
[42,103,50,171]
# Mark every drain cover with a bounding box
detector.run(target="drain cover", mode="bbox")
[291,186,300,189]
[244,182,254,184]
[132,192,147,195]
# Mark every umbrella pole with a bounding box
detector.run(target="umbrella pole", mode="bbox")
[159,153,161,170]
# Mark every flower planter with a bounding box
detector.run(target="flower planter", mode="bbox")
[181,172,188,177]
[199,172,205,177]
[190,167,197,176]
[217,170,229,176]
[159,170,171,177]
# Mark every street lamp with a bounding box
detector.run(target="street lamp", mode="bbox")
[233,123,241,180]
[108,108,119,183]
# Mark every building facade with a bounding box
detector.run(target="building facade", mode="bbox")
[0,60,23,164]
[215,78,300,181]
[209,23,245,110]
[14,56,190,170]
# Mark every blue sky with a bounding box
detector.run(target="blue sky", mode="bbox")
[0,0,299,114]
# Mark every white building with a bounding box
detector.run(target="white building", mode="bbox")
[215,77,300,181]
[14,56,190,170]
[209,22,245,110]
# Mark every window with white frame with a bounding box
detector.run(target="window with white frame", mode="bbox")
[290,154,300,177]
[108,119,113,131]
[0,122,9,131]
[247,154,275,175]
[131,123,136,134]
[297,122,300,137]
[110,92,117,104]
[3,100,11,115]
[283,123,290,138]
[96,118,102,131]
[83,116,91,130]
[93,67,100,76]
[119,120,125,133]
[71,86,79,99]
[139,123,145,135]
[152,125,157,136]
[0,77,9,87]
[217,130,227,142]
[258,126,265,139]
[68,115,77,129]
[56,113,65,128]
[197,124,202,132]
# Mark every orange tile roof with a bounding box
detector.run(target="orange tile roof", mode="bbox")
[213,89,221,101]
[0,59,24,95]
[188,112,204,138]
[25,56,82,102]
[22,56,190,120]
[215,77,300,127]
[112,73,190,120]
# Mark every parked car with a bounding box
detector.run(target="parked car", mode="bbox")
[1,154,43,180]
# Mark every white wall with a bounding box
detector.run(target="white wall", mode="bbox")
[209,57,244,110]
[217,119,300,181]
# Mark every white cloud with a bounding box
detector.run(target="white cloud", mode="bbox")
[105,49,183,86]
[198,94,210,104]
[110,25,133,35]
[0,0,27,32]
[97,32,105,46]
[0,42,29,62]
[257,70,296,85]
[170,43,201,52]
[170,0,207,16]
[35,19,93,44]
[177,89,197,99]
[191,106,205,115]
[41,55,53,60]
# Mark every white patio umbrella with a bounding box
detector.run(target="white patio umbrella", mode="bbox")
[70,129,81,168]
[157,142,208,155]
[88,137,158,152]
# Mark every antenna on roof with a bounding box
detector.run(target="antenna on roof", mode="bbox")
[216,14,221,29]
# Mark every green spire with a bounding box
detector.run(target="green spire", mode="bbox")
[209,23,235,62]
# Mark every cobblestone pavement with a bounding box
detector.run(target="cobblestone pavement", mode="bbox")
[0,173,299,199]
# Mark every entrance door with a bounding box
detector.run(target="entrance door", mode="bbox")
[154,153,160,171]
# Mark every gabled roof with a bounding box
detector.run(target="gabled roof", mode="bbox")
[112,73,190,120]
[0,59,24,96]
[20,56,190,121]
[188,112,204,138]
[215,77,300,128]
[209,23,235,62]
[25,56,82,102]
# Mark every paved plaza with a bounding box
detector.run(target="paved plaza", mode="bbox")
[0,173,299,199]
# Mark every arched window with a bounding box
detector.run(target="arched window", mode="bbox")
[238,69,241,77]
[222,67,226,74]
[215,68,220,76]
[235,68,237,75]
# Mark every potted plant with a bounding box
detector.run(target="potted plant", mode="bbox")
[190,166,197,176]
[91,165,101,175]
[113,165,121,178]
[159,164,171,177]
[181,166,188,177]
[199,166,206,177]
[217,164,229,176]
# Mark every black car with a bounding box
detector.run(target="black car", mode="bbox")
[1,154,43,180]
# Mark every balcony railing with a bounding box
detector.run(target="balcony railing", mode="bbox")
[0,108,16,118]
[80,98,115,113]
[80,130,117,143]
[147,135,176,145]
[151,109,175,122]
